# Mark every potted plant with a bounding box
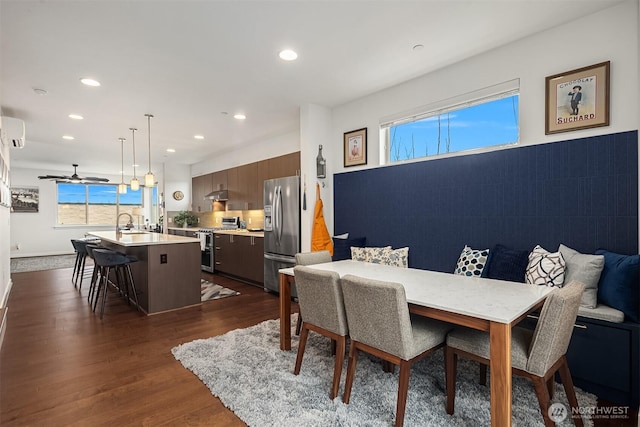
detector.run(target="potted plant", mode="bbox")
[173,211,199,228]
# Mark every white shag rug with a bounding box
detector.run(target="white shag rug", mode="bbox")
[172,315,595,426]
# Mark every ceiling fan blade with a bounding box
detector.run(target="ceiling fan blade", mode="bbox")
[38,175,70,180]
[83,177,110,182]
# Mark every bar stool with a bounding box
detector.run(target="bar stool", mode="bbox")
[91,249,140,319]
[85,243,103,307]
[70,239,83,287]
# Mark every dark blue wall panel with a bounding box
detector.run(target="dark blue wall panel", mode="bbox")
[334,131,638,273]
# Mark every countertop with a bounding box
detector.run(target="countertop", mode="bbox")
[88,231,200,247]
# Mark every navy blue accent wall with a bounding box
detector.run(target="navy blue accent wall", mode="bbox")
[334,131,638,273]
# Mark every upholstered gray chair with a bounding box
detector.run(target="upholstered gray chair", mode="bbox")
[445,280,586,427]
[340,274,452,427]
[292,265,348,399]
[294,250,332,335]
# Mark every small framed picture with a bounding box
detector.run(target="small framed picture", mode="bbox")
[545,61,610,135]
[343,127,367,167]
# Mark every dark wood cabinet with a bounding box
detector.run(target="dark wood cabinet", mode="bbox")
[214,233,264,285]
[238,163,258,210]
[211,170,227,192]
[192,152,300,213]
[192,174,213,213]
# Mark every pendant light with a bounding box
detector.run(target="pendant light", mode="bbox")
[144,113,155,187]
[118,137,128,194]
[129,127,139,191]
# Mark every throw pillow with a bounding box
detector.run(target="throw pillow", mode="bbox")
[454,246,489,277]
[595,249,639,323]
[380,247,409,268]
[485,244,529,283]
[350,247,368,262]
[333,236,366,261]
[365,246,393,264]
[558,244,604,308]
[525,245,566,287]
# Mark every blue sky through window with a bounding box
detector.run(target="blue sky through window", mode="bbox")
[389,95,519,162]
[58,183,144,205]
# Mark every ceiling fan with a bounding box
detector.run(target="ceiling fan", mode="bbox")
[38,164,109,183]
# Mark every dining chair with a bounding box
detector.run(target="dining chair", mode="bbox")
[445,280,586,427]
[294,250,332,335]
[340,274,452,427]
[292,265,348,399]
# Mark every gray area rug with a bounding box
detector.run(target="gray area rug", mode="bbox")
[10,254,82,273]
[201,279,240,302]
[172,316,595,426]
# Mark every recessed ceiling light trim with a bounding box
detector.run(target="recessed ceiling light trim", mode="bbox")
[233,114,246,120]
[80,78,101,87]
[62,135,75,140]
[68,114,84,120]
[166,148,176,153]
[194,135,204,140]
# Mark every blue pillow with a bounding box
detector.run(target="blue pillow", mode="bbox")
[595,250,639,323]
[485,244,529,283]
[332,237,366,261]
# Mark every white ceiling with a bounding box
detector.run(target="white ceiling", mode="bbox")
[1,0,623,177]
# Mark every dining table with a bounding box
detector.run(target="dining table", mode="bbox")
[278,260,554,427]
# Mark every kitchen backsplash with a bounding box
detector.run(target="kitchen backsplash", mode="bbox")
[196,209,264,229]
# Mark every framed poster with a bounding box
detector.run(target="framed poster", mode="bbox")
[344,127,367,167]
[545,61,610,135]
[10,186,39,213]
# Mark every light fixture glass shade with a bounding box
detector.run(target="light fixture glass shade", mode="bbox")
[144,172,155,187]
[118,182,128,194]
[130,177,140,191]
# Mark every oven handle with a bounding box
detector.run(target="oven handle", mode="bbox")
[264,253,295,264]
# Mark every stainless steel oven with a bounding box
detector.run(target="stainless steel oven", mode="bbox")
[197,229,215,272]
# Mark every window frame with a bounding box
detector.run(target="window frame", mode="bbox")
[380,79,520,164]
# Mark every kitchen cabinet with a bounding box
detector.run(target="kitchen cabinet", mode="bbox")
[211,170,227,192]
[192,174,213,213]
[225,167,239,210]
[238,163,258,210]
[268,152,300,179]
[214,233,264,285]
[168,228,198,238]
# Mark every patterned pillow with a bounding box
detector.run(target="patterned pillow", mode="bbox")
[526,245,566,287]
[350,247,368,262]
[380,247,409,268]
[364,246,392,264]
[454,246,489,277]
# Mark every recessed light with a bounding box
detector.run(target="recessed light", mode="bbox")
[166,148,176,153]
[234,114,246,120]
[62,135,75,140]
[68,114,84,120]
[80,78,101,87]
[279,49,298,61]
[194,135,204,140]
[132,164,140,168]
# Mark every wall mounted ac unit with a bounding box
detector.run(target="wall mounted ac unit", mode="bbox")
[0,116,26,148]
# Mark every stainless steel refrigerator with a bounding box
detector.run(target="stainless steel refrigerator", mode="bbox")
[263,175,300,297]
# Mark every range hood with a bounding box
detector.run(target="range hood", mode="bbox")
[205,189,229,201]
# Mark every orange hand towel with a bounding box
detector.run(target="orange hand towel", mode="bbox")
[311,184,333,255]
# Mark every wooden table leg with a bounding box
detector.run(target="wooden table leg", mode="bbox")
[279,273,291,351]
[490,321,512,427]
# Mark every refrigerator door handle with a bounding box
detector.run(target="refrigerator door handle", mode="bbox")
[277,185,284,244]
[264,253,296,263]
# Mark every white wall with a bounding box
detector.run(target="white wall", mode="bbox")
[0,141,10,308]
[163,163,191,212]
[324,0,638,233]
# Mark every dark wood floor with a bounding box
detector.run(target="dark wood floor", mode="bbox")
[1,267,637,426]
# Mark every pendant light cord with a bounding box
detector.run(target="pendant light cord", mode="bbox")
[146,114,153,174]
[130,128,137,178]
[120,138,125,183]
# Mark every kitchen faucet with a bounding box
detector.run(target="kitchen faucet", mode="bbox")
[116,213,134,237]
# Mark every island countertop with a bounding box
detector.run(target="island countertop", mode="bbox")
[88,231,200,247]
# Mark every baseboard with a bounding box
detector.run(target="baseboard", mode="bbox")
[10,251,75,259]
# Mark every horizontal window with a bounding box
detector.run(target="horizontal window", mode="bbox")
[57,183,143,226]
[382,81,519,163]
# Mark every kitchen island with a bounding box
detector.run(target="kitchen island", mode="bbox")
[88,231,201,314]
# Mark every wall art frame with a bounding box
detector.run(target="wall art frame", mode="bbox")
[545,61,610,135]
[343,127,367,167]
